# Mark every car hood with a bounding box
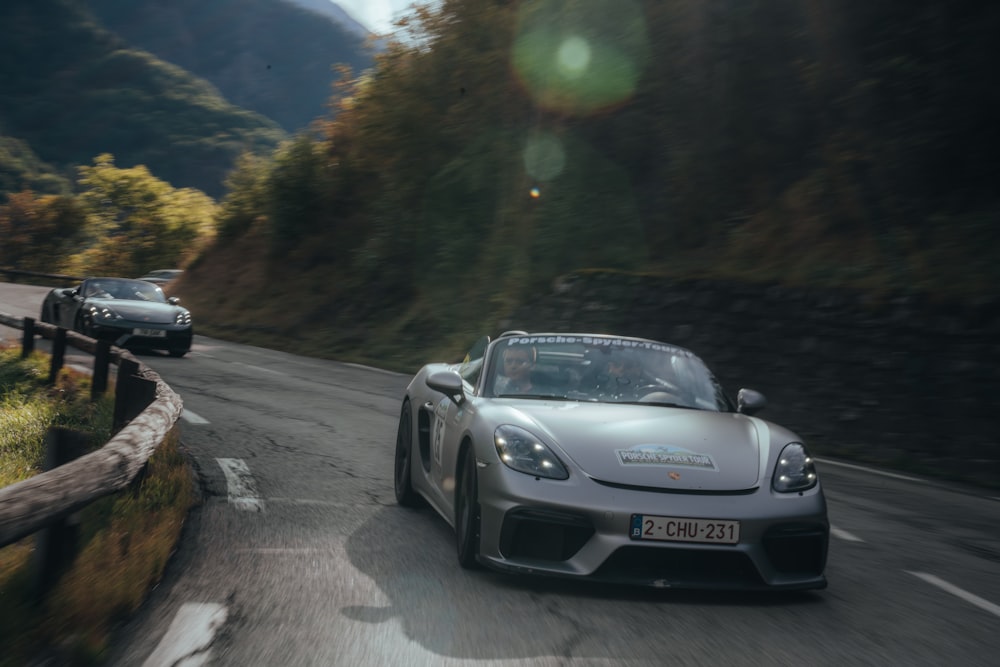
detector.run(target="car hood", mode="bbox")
[90,299,180,324]
[508,402,763,491]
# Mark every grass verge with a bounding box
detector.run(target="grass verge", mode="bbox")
[0,346,197,666]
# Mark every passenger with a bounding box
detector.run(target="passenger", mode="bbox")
[605,350,643,389]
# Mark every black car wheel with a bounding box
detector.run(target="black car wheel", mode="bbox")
[394,400,421,507]
[168,348,188,358]
[455,446,481,569]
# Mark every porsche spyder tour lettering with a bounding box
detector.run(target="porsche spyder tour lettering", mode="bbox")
[504,335,689,356]
[616,445,716,469]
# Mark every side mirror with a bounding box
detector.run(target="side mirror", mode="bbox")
[737,388,767,415]
[427,370,465,405]
[168,297,181,305]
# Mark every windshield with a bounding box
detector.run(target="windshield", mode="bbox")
[83,278,167,303]
[485,334,731,410]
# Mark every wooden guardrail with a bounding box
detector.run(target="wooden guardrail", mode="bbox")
[0,267,85,284]
[0,312,183,547]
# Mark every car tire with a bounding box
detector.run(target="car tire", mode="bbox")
[168,348,188,358]
[393,400,421,507]
[455,445,481,569]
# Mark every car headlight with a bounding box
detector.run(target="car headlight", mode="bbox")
[494,424,569,480]
[90,306,120,321]
[772,442,818,492]
[175,311,191,325]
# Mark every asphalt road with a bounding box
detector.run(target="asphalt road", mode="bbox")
[1,282,998,666]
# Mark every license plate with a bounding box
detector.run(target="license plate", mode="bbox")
[630,514,740,544]
[134,328,166,337]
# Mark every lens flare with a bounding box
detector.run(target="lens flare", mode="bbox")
[529,187,541,199]
[557,36,591,79]
[523,132,566,181]
[512,0,649,116]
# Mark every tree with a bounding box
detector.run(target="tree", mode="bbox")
[68,154,217,276]
[0,191,86,271]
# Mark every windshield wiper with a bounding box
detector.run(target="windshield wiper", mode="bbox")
[619,400,697,409]
[496,393,568,400]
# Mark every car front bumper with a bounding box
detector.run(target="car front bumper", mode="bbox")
[88,321,192,353]
[474,459,829,590]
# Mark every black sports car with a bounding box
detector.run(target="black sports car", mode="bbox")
[40,277,193,357]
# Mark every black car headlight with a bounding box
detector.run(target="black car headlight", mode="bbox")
[772,442,818,492]
[494,424,569,480]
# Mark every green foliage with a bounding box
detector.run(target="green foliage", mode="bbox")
[65,154,218,277]
[0,192,88,272]
[0,136,71,201]
[0,0,286,198]
[0,349,112,489]
[267,135,337,251]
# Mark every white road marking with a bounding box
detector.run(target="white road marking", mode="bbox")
[830,525,864,542]
[231,361,286,376]
[342,361,405,376]
[142,602,227,667]
[182,409,210,425]
[815,457,926,484]
[907,571,1000,619]
[216,458,264,512]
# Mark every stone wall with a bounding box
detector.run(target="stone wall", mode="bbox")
[505,271,1000,489]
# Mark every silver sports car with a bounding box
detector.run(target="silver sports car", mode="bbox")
[40,277,193,357]
[394,331,828,590]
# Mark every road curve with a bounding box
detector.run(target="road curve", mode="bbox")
[1,281,998,666]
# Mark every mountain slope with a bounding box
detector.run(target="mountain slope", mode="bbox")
[82,0,376,133]
[284,0,371,37]
[0,0,286,199]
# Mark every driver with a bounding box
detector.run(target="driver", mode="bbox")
[494,345,537,395]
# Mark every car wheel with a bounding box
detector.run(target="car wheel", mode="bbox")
[394,400,421,507]
[455,445,481,569]
[168,348,188,358]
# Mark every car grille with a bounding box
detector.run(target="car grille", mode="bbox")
[499,508,594,562]
[594,546,764,587]
[761,523,828,576]
[589,477,759,495]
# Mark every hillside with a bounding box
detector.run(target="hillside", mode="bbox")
[162,0,1000,382]
[284,0,371,38]
[0,0,287,199]
[82,0,376,133]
